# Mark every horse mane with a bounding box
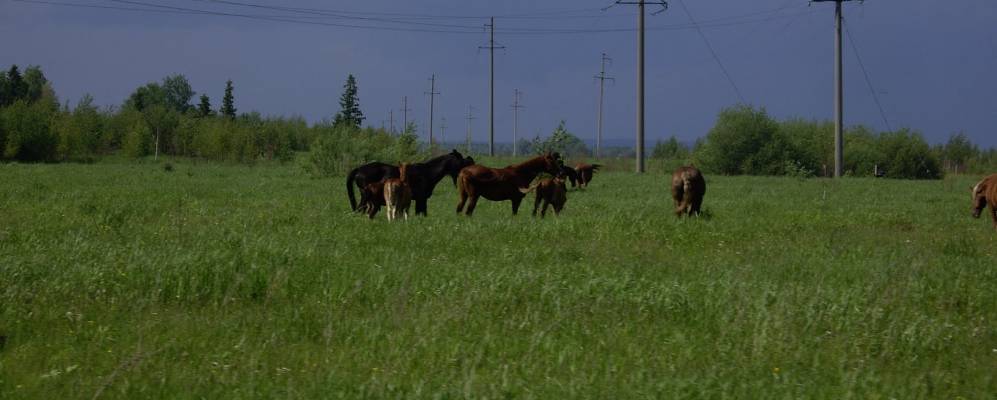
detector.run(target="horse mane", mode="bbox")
[506,154,550,171]
[416,150,461,167]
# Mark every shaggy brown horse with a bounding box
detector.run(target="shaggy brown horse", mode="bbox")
[363,181,387,219]
[455,152,562,216]
[575,163,601,188]
[671,165,706,217]
[521,177,568,218]
[971,174,997,228]
[383,163,413,221]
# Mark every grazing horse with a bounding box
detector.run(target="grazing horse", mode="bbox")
[557,165,578,188]
[383,163,413,221]
[363,181,387,219]
[971,174,997,229]
[671,165,706,217]
[521,177,568,217]
[456,152,563,216]
[346,149,474,216]
[574,163,601,188]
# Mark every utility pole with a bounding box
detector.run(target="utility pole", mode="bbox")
[814,0,853,178]
[465,105,476,154]
[594,52,614,158]
[441,117,448,147]
[401,96,411,133]
[389,109,395,133]
[510,89,525,157]
[614,0,667,173]
[480,17,505,156]
[426,74,439,150]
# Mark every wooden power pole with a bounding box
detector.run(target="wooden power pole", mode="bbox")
[614,0,667,173]
[480,17,505,156]
[595,52,614,158]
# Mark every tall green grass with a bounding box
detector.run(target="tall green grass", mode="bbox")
[1,160,994,399]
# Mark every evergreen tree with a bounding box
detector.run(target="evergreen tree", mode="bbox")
[5,65,27,105]
[333,74,364,129]
[0,72,8,107]
[221,80,236,119]
[197,94,214,117]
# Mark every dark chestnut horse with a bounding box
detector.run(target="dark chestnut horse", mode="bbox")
[346,149,474,216]
[456,152,562,216]
[521,177,568,217]
[671,165,706,217]
[971,174,997,229]
[575,163,601,188]
[557,165,578,188]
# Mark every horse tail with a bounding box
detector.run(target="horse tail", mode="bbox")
[519,181,541,194]
[591,164,602,171]
[346,167,360,211]
[680,173,695,211]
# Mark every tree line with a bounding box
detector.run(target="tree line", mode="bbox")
[0,66,416,170]
[652,105,996,179]
[2,65,993,179]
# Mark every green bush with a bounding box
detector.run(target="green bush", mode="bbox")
[1,100,58,162]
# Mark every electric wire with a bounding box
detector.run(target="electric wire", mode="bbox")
[843,17,893,132]
[675,0,746,104]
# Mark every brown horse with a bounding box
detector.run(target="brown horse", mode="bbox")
[971,174,997,229]
[575,163,601,188]
[383,163,413,221]
[456,152,562,216]
[671,165,706,217]
[521,177,568,218]
[363,181,387,219]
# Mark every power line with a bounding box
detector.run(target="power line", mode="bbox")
[12,0,816,36]
[843,18,893,132]
[98,0,484,34]
[674,0,745,104]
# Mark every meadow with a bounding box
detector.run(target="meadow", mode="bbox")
[0,158,995,399]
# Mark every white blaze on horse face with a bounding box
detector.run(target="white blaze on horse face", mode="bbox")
[972,181,983,199]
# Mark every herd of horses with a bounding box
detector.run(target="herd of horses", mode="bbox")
[344,149,997,229]
[345,149,710,220]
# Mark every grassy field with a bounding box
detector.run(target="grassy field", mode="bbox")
[1,158,995,399]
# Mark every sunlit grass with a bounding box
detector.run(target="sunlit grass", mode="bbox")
[1,159,995,399]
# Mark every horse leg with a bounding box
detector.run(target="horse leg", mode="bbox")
[511,196,523,215]
[465,195,480,216]
[532,192,542,216]
[456,190,468,214]
[990,206,996,229]
[415,199,428,216]
[691,195,703,216]
[540,200,549,218]
[368,203,380,219]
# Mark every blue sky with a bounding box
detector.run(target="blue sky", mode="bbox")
[2,0,995,147]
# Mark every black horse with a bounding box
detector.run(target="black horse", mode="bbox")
[346,149,474,216]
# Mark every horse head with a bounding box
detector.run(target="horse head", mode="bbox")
[444,149,475,186]
[542,152,563,175]
[972,181,987,218]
